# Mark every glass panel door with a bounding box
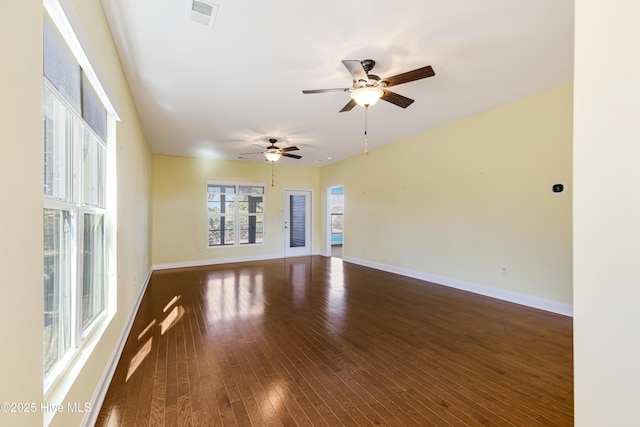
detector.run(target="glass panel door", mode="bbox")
[284,190,311,257]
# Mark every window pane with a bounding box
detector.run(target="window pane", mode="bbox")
[82,73,107,141]
[239,214,248,244]
[82,129,95,206]
[98,143,107,208]
[239,214,263,245]
[239,228,249,244]
[223,231,234,245]
[44,86,74,201]
[208,216,221,230]
[209,215,234,246]
[209,230,221,246]
[207,189,235,211]
[82,128,107,207]
[238,195,263,214]
[331,195,344,214]
[238,197,248,213]
[208,201,221,214]
[256,215,264,244]
[224,198,235,214]
[82,213,105,330]
[224,217,234,245]
[44,16,81,111]
[44,209,74,377]
[331,214,344,234]
[290,195,306,247]
[239,185,263,195]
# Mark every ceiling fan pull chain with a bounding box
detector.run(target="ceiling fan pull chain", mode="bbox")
[271,161,275,186]
[364,105,369,155]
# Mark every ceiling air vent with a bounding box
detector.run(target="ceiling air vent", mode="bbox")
[187,0,219,29]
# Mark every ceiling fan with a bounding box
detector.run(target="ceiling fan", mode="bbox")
[241,138,302,186]
[241,138,302,162]
[302,59,435,112]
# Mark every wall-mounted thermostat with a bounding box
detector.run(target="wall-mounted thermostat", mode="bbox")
[552,183,565,194]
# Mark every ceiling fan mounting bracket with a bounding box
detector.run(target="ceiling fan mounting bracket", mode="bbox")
[361,59,376,73]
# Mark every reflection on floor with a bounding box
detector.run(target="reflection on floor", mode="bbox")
[331,244,343,258]
[95,256,573,426]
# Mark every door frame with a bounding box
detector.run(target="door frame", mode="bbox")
[326,184,344,257]
[283,189,313,257]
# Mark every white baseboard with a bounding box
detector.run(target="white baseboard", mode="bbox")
[342,256,573,317]
[82,268,152,427]
[153,251,323,271]
[153,253,285,270]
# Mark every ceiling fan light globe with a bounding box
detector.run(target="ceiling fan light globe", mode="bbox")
[351,87,383,107]
[264,150,282,162]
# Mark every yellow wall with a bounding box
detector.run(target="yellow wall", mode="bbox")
[152,155,321,266]
[0,0,152,426]
[574,1,640,424]
[320,84,573,305]
[0,1,45,425]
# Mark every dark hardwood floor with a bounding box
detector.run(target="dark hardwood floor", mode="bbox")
[96,256,573,426]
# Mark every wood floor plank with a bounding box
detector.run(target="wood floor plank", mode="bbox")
[96,256,573,426]
[149,325,167,426]
[175,317,194,426]
[164,321,179,427]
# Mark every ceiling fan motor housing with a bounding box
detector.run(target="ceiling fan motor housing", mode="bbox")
[361,59,376,73]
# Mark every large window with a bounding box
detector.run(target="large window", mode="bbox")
[207,183,265,246]
[43,11,110,387]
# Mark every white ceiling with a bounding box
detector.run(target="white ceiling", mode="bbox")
[101,0,573,167]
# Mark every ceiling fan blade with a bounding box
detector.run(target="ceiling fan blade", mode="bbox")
[342,60,368,82]
[381,90,415,108]
[281,146,299,152]
[282,153,302,159]
[239,151,264,155]
[302,88,350,94]
[383,65,435,87]
[339,99,357,112]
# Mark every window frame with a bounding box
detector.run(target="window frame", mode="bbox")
[43,0,117,395]
[43,79,110,392]
[206,181,266,248]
